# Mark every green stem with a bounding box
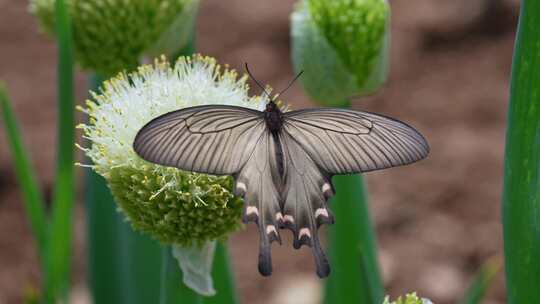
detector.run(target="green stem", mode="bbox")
[43,0,75,302]
[324,174,383,304]
[0,85,48,257]
[85,166,124,303]
[502,1,540,302]
[461,259,500,304]
[159,246,202,304]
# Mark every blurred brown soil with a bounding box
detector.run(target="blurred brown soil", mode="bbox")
[0,0,519,303]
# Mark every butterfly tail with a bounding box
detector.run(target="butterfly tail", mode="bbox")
[282,176,335,278]
[236,170,282,277]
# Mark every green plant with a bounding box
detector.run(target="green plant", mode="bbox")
[461,259,500,304]
[1,0,75,302]
[502,0,540,302]
[383,293,432,304]
[30,0,242,301]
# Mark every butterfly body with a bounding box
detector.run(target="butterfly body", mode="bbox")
[133,102,429,278]
[264,101,284,133]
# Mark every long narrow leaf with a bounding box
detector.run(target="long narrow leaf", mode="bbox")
[0,84,47,256]
[502,1,540,302]
[461,259,500,304]
[85,168,124,303]
[324,174,384,304]
[43,0,75,302]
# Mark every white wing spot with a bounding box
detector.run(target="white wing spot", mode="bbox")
[284,215,295,223]
[322,183,332,195]
[246,206,259,216]
[275,212,284,221]
[315,208,329,218]
[299,228,311,239]
[266,225,277,235]
[236,182,247,193]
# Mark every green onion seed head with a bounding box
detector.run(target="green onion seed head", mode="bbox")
[78,55,268,246]
[383,293,433,304]
[29,0,199,76]
[291,0,390,106]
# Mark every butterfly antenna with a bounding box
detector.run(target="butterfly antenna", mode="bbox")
[245,63,272,100]
[275,70,304,100]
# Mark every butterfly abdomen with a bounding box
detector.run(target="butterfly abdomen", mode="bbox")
[271,132,285,180]
[265,102,285,182]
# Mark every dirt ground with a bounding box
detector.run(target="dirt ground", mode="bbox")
[0,0,520,303]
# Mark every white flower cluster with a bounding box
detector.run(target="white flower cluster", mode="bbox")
[79,55,267,179]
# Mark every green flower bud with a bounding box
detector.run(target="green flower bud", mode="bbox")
[383,293,433,304]
[78,55,268,246]
[29,0,199,76]
[291,0,390,106]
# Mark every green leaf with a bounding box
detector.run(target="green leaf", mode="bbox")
[43,0,75,301]
[85,168,125,303]
[502,1,540,302]
[0,84,47,257]
[324,174,384,304]
[461,259,500,304]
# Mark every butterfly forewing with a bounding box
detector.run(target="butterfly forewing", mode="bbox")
[133,105,265,175]
[282,108,429,175]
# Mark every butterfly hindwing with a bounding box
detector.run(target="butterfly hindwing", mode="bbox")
[280,131,334,278]
[233,132,283,276]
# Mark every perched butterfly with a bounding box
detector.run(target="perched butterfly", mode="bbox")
[133,66,429,278]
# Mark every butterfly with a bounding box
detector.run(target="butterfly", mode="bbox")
[133,67,429,278]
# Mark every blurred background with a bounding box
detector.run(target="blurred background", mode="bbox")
[0,0,520,303]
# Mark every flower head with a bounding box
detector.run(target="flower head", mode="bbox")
[79,55,267,246]
[291,0,389,106]
[30,0,198,76]
[383,293,433,304]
